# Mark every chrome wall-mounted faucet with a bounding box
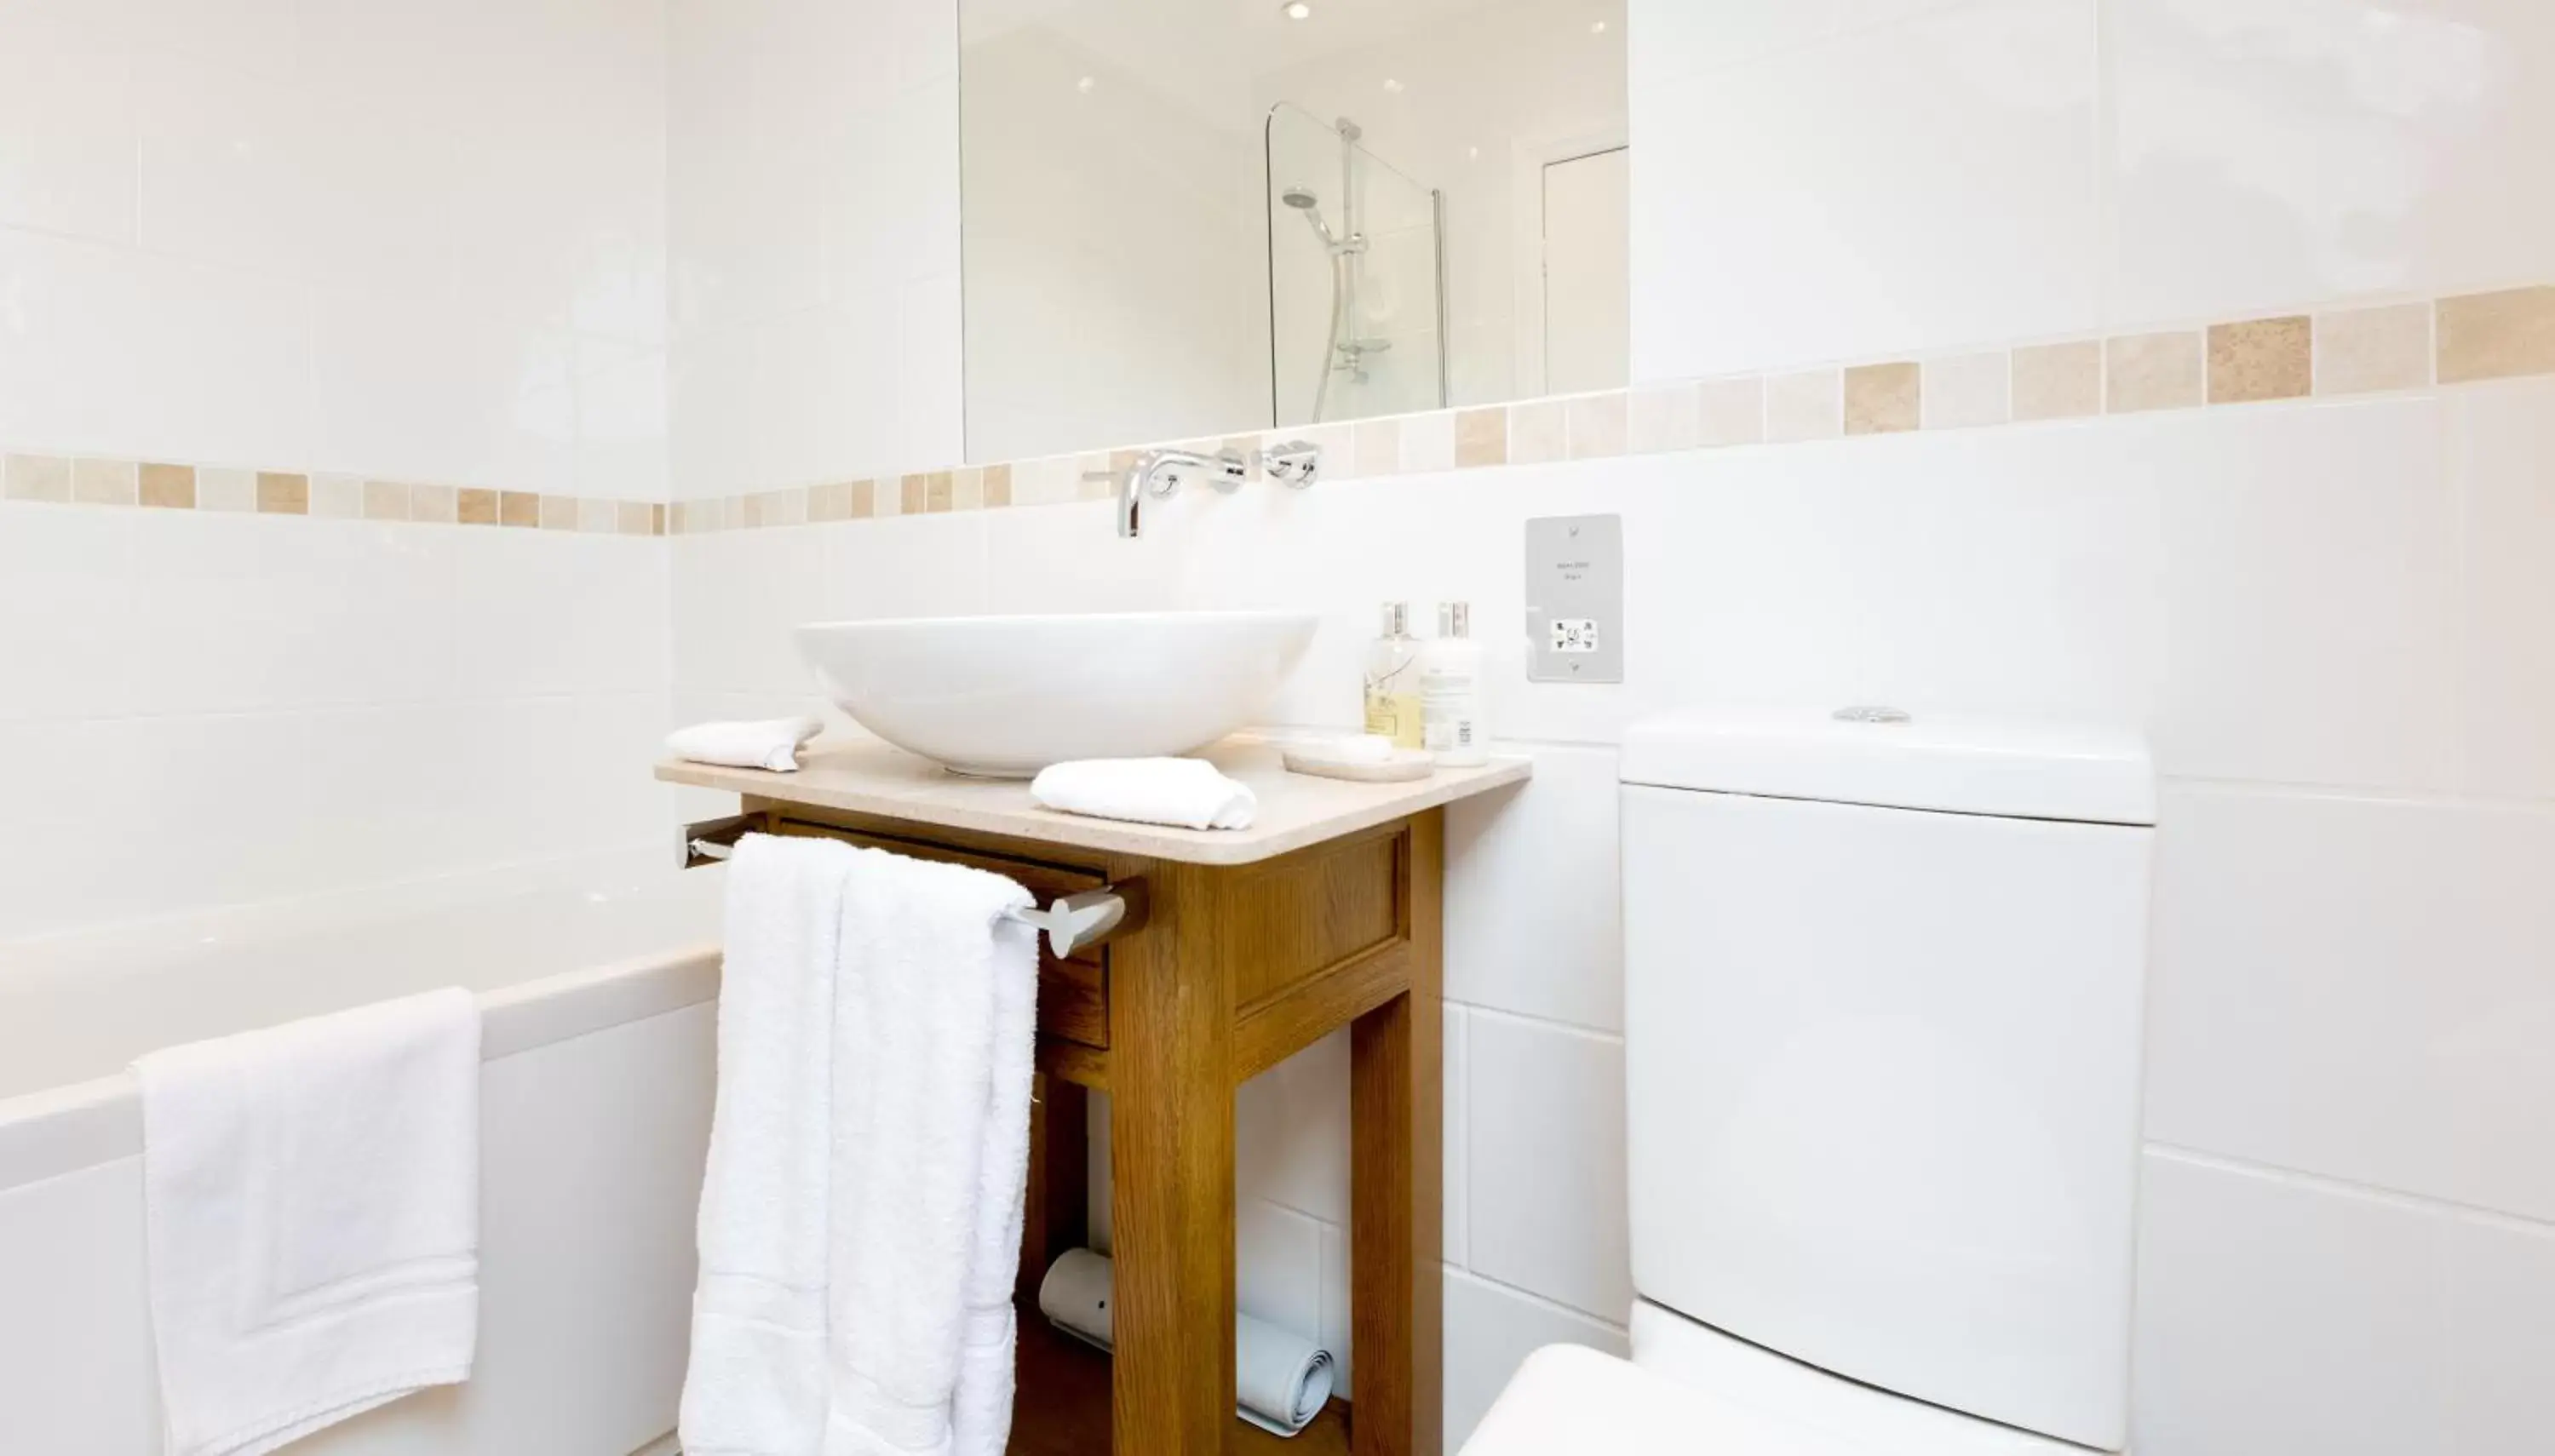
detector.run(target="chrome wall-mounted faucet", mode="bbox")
[1087,441,1323,537]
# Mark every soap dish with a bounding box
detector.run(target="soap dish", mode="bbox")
[1282,745,1437,782]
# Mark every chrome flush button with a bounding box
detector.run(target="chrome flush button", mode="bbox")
[1832,705,1913,725]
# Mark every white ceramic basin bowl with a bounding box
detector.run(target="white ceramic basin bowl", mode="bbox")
[795,610,1320,777]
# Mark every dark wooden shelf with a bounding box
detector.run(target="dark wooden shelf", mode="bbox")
[1008,1305,1352,1456]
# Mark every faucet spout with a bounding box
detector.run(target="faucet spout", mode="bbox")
[1105,448,1249,538]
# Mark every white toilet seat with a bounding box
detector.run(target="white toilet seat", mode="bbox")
[1461,1304,2110,1456]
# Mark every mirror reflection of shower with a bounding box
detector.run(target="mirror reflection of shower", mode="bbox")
[1266,104,1447,427]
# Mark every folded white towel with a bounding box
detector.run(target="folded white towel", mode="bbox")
[135,989,481,1456]
[1029,757,1258,831]
[667,714,824,772]
[680,835,1038,1456]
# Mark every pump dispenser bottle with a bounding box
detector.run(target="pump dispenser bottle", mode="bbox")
[1421,600,1488,765]
[1363,601,1424,748]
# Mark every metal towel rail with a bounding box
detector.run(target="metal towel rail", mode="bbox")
[680,818,1134,959]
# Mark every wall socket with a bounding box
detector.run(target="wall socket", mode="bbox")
[1525,513,1623,683]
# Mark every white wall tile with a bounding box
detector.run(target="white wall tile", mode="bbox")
[2133,1150,2450,1456]
[2449,378,2555,800]
[0,0,137,244]
[1444,1268,1631,1452]
[1444,1003,1468,1269]
[1633,0,2105,380]
[1237,1198,1324,1342]
[1235,1030,1352,1228]
[2146,786,2555,1221]
[1446,744,1624,1033]
[1465,1011,1632,1321]
[2111,0,2555,323]
[2153,396,2457,789]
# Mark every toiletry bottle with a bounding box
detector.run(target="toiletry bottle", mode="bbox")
[1421,601,1488,765]
[1363,601,1425,749]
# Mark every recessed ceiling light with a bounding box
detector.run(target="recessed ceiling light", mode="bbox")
[1382,77,1404,94]
[1076,75,1095,93]
[1281,2,1312,19]
[1591,19,1609,33]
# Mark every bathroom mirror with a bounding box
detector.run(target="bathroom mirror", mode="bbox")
[959,0,1628,465]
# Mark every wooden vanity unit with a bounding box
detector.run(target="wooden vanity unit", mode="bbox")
[657,738,1530,1456]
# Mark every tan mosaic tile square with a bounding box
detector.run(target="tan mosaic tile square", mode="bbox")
[618,501,654,536]
[198,468,257,512]
[141,463,198,509]
[456,487,498,525]
[73,458,138,506]
[1567,393,1628,459]
[539,494,579,530]
[1766,370,1842,442]
[309,473,365,519]
[1696,377,1766,447]
[363,479,411,520]
[2105,332,2203,413]
[1454,407,1507,467]
[410,483,458,524]
[256,471,309,514]
[1843,363,1920,435]
[983,463,1013,507]
[2437,286,2555,383]
[1508,399,1568,464]
[2314,303,2430,395]
[5,453,72,502]
[2208,317,2311,404]
[2012,341,2102,421]
[498,490,541,528]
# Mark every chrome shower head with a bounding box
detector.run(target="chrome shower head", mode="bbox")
[1281,185,1339,246]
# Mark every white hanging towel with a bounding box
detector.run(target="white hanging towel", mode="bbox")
[134,988,481,1456]
[681,834,1038,1456]
[1029,757,1258,830]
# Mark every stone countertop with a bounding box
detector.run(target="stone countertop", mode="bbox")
[656,735,1532,866]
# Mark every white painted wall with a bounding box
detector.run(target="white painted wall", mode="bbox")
[0,0,676,944]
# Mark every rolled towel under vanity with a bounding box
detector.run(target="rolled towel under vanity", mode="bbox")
[1036,1247,1338,1437]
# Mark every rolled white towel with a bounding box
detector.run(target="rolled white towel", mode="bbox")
[1030,758,1257,831]
[666,715,822,772]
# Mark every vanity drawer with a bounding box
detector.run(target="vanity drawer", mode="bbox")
[767,816,1111,1051]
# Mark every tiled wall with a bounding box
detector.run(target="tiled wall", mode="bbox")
[667,3,2555,1451]
[665,0,965,502]
[0,0,677,946]
[656,282,2554,533]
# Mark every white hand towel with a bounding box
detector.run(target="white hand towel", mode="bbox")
[135,988,481,1456]
[825,850,1036,1456]
[668,714,824,772]
[1029,757,1257,831]
[680,832,855,1454]
[680,836,1036,1456]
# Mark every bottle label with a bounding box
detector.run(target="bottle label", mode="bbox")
[1421,668,1476,753]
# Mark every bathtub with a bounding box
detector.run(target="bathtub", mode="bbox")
[0,855,727,1455]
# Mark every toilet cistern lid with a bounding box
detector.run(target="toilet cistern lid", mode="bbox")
[1619,705,2153,826]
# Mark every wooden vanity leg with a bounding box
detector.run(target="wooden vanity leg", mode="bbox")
[1351,811,1445,1456]
[1108,863,1237,1456]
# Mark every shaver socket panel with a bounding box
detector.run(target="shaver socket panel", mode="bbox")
[1525,514,1623,683]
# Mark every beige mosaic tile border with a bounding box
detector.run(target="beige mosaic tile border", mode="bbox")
[1,455,667,536]
[9,286,2548,539]
[662,283,2555,535]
